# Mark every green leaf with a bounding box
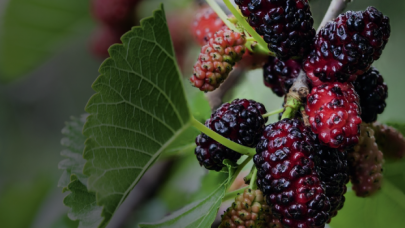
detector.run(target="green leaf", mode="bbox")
[330,179,405,228]
[0,0,92,81]
[58,115,88,189]
[0,177,53,228]
[64,175,103,228]
[139,161,236,228]
[82,5,192,227]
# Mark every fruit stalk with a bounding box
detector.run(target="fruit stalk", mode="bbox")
[222,186,249,201]
[262,108,284,118]
[248,167,258,190]
[191,117,256,156]
[317,0,351,32]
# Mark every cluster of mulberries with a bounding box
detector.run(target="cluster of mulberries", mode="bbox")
[188,2,404,228]
[90,0,141,58]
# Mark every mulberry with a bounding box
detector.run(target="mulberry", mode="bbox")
[304,7,390,86]
[195,99,267,171]
[190,29,246,92]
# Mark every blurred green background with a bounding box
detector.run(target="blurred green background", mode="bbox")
[0,0,404,227]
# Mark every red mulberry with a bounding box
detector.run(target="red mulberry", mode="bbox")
[254,119,331,228]
[306,82,362,149]
[191,7,226,45]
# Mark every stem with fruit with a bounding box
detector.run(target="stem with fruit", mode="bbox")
[222,0,274,56]
[191,117,256,156]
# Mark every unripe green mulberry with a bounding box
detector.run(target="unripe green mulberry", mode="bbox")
[219,188,282,228]
[349,123,384,197]
[190,29,246,92]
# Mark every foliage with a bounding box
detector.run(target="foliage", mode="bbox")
[0,0,92,82]
[139,161,236,228]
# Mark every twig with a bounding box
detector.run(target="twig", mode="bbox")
[107,161,172,228]
[317,0,351,33]
[289,70,310,100]
[281,70,308,120]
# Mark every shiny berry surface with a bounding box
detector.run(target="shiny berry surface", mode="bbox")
[254,119,330,228]
[306,83,362,149]
[353,67,388,123]
[263,57,302,97]
[235,0,316,59]
[195,99,267,171]
[304,7,390,86]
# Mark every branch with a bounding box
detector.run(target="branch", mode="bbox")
[289,70,310,100]
[317,0,351,33]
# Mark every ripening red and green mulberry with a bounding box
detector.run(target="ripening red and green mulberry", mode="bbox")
[349,123,384,197]
[353,67,388,123]
[235,0,316,59]
[306,82,362,149]
[219,188,282,228]
[304,7,390,86]
[263,57,302,97]
[195,99,267,171]
[190,29,247,92]
[254,119,331,228]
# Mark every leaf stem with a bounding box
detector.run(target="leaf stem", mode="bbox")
[222,186,248,202]
[222,0,274,56]
[206,0,237,31]
[248,167,258,190]
[262,108,284,118]
[191,117,256,156]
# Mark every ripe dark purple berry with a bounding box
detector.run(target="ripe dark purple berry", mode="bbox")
[235,0,316,59]
[353,67,388,123]
[195,99,267,171]
[263,57,302,97]
[311,146,349,221]
[304,7,390,86]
